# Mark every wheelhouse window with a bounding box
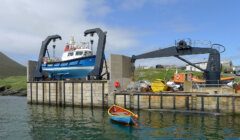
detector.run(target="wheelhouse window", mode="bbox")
[76,51,83,56]
[68,52,74,56]
[84,51,92,56]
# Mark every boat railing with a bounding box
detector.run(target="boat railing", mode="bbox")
[43,57,61,64]
[65,42,91,52]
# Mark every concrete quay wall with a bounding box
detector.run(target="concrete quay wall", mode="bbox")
[114,92,240,114]
[27,81,240,114]
[27,81,112,108]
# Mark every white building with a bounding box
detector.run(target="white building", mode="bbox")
[221,60,233,68]
[186,62,207,72]
[186,60,233,72]
[221,60,233,73]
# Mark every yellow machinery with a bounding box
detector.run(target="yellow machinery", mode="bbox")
[151,79,168,92]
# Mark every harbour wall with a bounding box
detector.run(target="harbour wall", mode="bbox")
[27,81,240,114]
[27,81,112,108]
[114,92,240,114]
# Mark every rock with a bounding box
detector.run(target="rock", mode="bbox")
[0,88,27,96]
[0,86,5,92]
[1,89,17,96]
[15,89,27,96]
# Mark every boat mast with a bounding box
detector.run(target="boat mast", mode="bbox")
[52,40,56,58]
[90,40,94,52]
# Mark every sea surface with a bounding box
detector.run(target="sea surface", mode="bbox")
[0,96,240,140]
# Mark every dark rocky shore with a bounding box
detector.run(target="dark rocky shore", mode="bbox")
[0,86,26,96]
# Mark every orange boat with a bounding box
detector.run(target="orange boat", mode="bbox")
[174,73,234,83]
[220,77,235,81]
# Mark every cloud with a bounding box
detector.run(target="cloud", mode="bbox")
[85,0,112,17]
[119,0,178,10]
[161,17,197,33]
[120,0,146,10]
[0,0,139,65]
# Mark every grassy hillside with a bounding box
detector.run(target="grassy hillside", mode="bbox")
[134,68,240,83]
[0,52,26,78]
[0,76,26,90]
[134,68,203,82]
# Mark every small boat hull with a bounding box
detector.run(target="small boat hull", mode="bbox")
[42,55,95,79]
[108,105,138,125]
[110,116,134,124]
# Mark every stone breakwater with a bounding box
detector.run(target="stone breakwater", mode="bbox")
[0,86,26,96]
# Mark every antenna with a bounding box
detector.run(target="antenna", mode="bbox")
[90,39,94,52]
[52,39,56,58]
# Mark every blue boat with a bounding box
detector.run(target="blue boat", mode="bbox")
[41,37,96,80]
[34,28,109,81]
[42,56,96,79]
[108,105,138,125]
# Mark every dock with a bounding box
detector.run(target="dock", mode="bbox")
[27,54,240,114]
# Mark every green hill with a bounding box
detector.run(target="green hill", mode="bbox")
[0,52,26,78]
[134,68,203,82]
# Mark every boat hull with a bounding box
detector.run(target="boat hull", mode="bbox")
[42,55,95,79]
[110,116,134,124]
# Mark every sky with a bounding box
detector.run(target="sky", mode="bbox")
[0,0,239,67]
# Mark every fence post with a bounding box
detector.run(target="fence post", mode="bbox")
[72,82,74,107]
[56,82,58,105]
[81,82,83,108]
[173,95,176,109]
[42,83,45,104]
[63,82,65,107]
[160,94,163,109]
[102,82,105,109]
[49,82,51,105]
[137,94,140,110]
[148,95,151,109]
[124,94,126,108]
[91,82,93,108]
[30,82,32,104]
[185,96,189,110]
[201,96,204,111]
[114,93,116,105]
[36,83,38,105]
[232,96,235,113]
[216,97,220,113]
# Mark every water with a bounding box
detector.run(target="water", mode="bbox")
[0,96,240,140]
